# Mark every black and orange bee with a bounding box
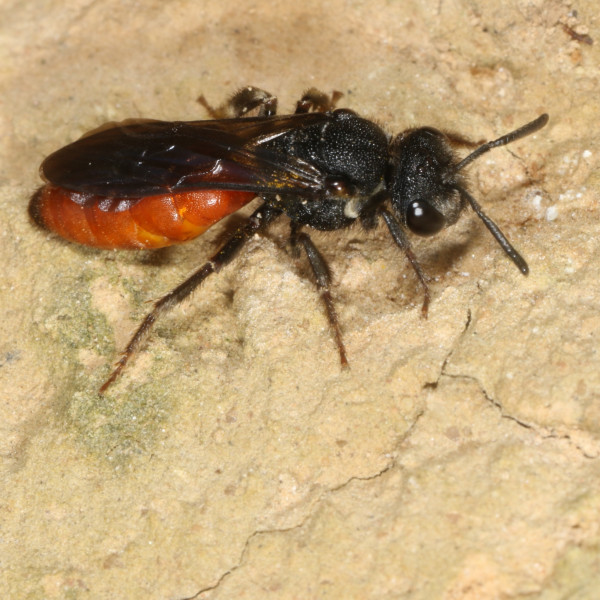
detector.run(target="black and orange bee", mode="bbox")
[29,86,548,391]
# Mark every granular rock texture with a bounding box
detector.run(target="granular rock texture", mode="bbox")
[1,0,599,598]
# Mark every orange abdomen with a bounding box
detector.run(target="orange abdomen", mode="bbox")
[29,185,256,249]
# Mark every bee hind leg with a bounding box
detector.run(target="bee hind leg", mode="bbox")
[198,86,278,118]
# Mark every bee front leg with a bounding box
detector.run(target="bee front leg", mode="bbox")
[379,208,431,318]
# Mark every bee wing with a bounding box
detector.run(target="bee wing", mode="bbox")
[41,113,331,198]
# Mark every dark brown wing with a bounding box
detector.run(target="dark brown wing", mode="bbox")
[40,113,331,198]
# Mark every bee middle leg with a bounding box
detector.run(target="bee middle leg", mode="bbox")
[291,227,349,367]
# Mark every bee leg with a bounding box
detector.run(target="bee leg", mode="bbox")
[288,222,303,259]
[295,88,343,113]
[198,86,278,118]
[100,203,282,393]
[379,208,431,318]
[358,188,389,230]
[294,230,349,368]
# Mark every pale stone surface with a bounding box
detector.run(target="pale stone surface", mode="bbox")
[1,0,599,598]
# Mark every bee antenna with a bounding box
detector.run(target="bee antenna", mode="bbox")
[456,187,529,275]
[453,113,549,174]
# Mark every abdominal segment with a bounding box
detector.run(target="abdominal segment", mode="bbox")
[29,185,256,249]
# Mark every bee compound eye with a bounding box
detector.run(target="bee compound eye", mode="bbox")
[406,200,446,236]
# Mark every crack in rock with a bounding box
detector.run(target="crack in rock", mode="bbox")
[176,443,406,599]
